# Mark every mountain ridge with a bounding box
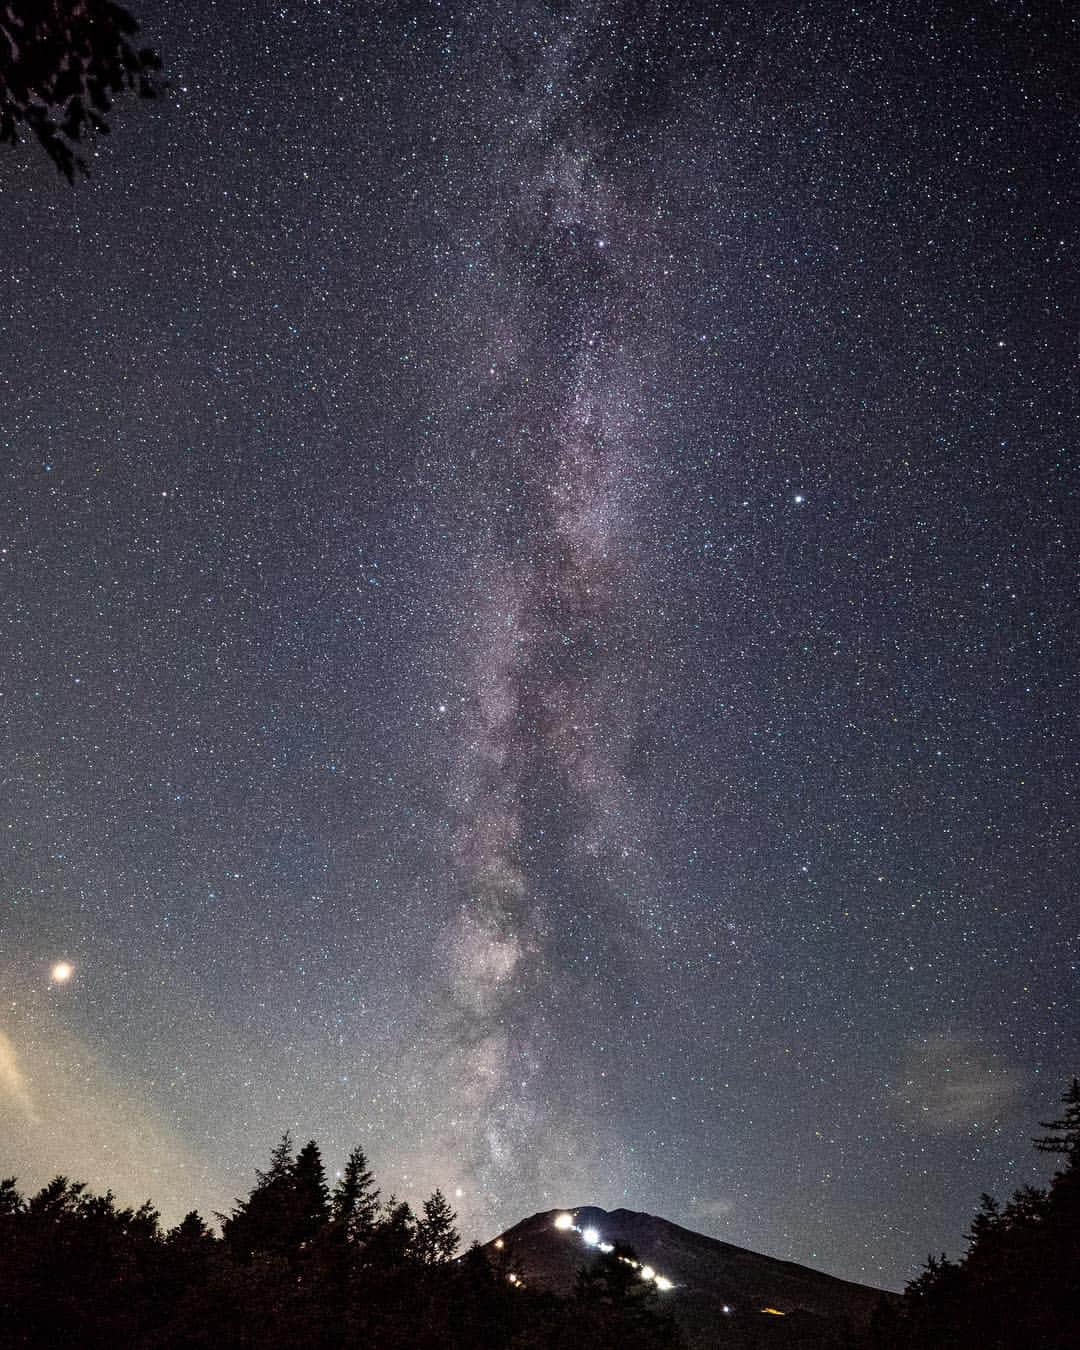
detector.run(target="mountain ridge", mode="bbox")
[483,1204,895,1348]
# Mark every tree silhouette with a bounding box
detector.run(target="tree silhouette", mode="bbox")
[331,1144,381,1244]
[363,1195,416,1271]
[221,1131,303,1261]
[0,1176,23,1219]
[0,0,162,179]
[889,1076,1080,1350]
[3,1098,1074,1350]
[292,1138,331,1248]
[0,1148,698,1348]
[1035,1076,1080,1166]
[415,1188,459,1265]
[574,1242,684,1348]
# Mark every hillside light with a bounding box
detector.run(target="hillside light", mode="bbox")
[582,1227,600,1246]
[554,1213,575,1230]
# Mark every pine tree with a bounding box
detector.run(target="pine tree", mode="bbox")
[167,1210,215,1245]
[332,1146,380,1244]
[965,1193,1003,1260]
[363,1196,416,1270]
[222,1132,303,1260]
[265,1131,296,1182]
[575,1242,684,1348]
[1034,1077,1080,1169]
[576,1241,649,1309]
[415,1188,459,1265]
[292,1139,331,1248]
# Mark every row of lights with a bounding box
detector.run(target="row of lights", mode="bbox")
[553,1211,675,1292]
[497,1214,783,1317]
[491,1236,528,1288]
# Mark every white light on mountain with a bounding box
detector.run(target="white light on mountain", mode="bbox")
[550,1210,680,1297]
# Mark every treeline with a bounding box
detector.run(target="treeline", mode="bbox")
[868,1078,1080,1350]
[2,1081,1077,1348]
[0,1132,681,1349]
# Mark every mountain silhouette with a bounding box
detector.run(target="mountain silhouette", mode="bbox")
[483,1205,895,1348]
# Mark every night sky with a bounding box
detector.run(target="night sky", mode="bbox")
[1,0,1077,1292]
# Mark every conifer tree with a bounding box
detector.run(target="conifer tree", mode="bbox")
[292,1139,331,1247]
[364,1196,416,1270]
[222,1132,302,1260]
[415,1188,459,1265]
[1034,1077,1080,1169]
[332,1145,381,1243]
[167,1210,215,1245]
[965,1193,1003,1259]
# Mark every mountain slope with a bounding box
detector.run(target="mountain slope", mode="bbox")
[483,1205,894,1348]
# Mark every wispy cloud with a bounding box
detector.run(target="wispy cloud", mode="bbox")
[893,1034,1020,1131]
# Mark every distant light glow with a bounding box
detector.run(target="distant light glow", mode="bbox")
[50,961,73,983]
[762,1307,786,1316]
[550,1210,679,1293]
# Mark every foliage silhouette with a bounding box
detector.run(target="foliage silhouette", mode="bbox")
[870,1077,1080,1350]
[0,0,162,179]
[1,1083,1077,1347]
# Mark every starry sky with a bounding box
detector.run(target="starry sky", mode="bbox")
[1,0,1077,1292]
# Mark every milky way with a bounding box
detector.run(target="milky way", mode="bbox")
[404,66,675,1206]
[1,0,1078,1291]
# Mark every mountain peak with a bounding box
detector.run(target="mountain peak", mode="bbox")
[485,1205,894,1349]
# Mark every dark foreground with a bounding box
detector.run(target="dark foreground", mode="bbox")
[1,1079,1077,1348]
